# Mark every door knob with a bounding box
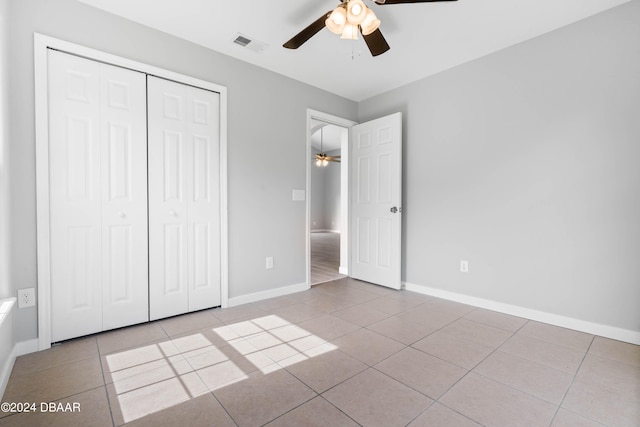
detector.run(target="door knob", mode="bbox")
[390,207,398,213]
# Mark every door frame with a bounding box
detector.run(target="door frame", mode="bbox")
[306,109,357,285]
[34,33,229,350]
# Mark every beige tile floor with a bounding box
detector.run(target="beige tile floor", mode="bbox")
[1,278,639,427]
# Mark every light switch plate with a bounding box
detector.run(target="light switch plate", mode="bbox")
[292,189,305,201]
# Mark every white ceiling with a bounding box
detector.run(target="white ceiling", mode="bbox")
[77,0,630,102]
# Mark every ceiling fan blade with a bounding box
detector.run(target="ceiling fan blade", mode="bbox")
[375,0,457,4]
[283,11,331,49]
[362,28,390,57]
[325,156,341,160]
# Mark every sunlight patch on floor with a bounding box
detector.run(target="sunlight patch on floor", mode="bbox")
[106,314,336,423]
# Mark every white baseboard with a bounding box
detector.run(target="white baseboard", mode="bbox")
[339,267,348,275]
[14,339,39,356]
[404,282,640,345]
[0,298,16,400]
[0,338,40,400]
[0,351,14,400]
[228,282,310,307]
[311,229,340,234]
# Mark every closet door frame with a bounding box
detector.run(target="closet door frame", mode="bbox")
[34,33,229,351]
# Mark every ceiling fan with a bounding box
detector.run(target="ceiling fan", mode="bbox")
[314,127,340,167]
[284,0,458,57]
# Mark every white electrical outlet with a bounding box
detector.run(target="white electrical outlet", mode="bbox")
[266,256,274,270]
[460,260,469,273]
[18,288,36,308]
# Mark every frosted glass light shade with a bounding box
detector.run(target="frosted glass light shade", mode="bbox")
[347,0,367,25]
[340,23,359,40]
[360,9,380,35]
[326,8,347,35]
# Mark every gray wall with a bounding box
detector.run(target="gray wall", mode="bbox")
[7,0,357,342]
[323,149,342,232]
[310,148,326,231]
[311,148,341,232]
[359,1,640,332]
[0,0,9,301]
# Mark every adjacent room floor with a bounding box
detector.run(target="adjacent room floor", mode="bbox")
[1,278,638,427]
[310,231,345,285]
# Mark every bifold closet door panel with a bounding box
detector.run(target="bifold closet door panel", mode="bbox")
[48,50,148,342]
[148,76,221,320]
[99,60,149,331]
[148,77,189,320]
[186,85,221,312]
[49,51,102,342]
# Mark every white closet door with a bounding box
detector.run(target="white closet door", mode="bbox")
[148,77,221,320]
[99,60,149,330]
[49,51,102,342]
[148,78,189,319]
[48,50,148,341]
[186,85,221,311]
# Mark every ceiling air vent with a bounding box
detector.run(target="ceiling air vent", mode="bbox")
[233,35,251,47]
[232,33,269,54]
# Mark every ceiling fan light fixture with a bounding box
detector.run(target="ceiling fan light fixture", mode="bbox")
[360,9,380,36]
[347,0,367,25]
[315,153,329,168]
[326,7,347,35]
[285,0,458,57]
[340,23,359,40]
[316,127,329,167]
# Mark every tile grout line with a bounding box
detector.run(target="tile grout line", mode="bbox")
[256,393,319,426]
[301,296,480,424]
[172,330,241,426]
[430,317,602,427]
[181,313,338,426]
[547,335,600,427]
[420,319,532,426]
[208,390,239,427]
[316,395,364,427]
[181,286,376,425]
[96,340,117,427]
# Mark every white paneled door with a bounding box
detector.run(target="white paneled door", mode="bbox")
[350,113,402,289]
[48,50,148,342]
[148,76,221,320]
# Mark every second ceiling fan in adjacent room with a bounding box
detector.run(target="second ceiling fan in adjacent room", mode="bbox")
[314,126,341,167]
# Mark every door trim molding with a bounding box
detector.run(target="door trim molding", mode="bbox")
[306,109,357,286]
[34,33,229,350]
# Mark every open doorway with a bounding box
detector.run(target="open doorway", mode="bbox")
[310,122,345,284]
[306,110,356,286]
